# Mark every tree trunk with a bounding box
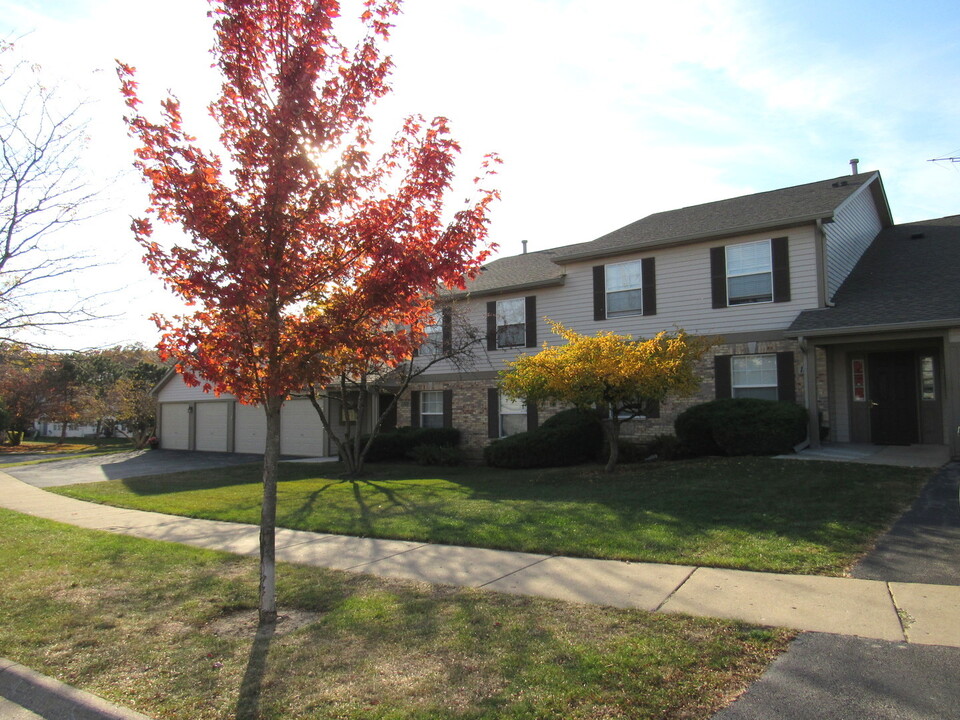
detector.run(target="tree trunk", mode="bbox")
[602,417,620,473]
[259,396,282,625]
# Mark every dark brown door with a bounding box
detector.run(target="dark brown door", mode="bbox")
[868,352,918,445]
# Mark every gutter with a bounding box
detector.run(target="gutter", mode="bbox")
[443,275,566,300]
[785,317,960,339]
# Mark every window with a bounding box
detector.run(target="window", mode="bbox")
[605,260,643,317]
[420,390,444,428]
[726,240,773,305]
[421,310,443,355]
[499,395,527,437]
[496,297,525,348]
[731,354,778,401]
[920,356,936,400]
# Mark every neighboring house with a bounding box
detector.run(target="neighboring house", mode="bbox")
[153,169,960,460]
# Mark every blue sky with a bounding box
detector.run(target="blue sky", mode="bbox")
[2,0,959,347]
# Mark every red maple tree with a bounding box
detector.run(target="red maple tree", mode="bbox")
[118,0,498,623]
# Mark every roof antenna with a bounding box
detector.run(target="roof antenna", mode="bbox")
[849,158,859,175]
[521,240,528,255]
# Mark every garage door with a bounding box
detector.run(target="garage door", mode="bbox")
[235,403,267,454]
[195,402,230,452]
[160,403,190,450]
[280,399,326,457]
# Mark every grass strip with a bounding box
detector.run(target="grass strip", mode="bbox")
[0,508,792,719]
[50,456,930,576]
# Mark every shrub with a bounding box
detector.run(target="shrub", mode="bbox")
[361,427,461,463]
[408,444,464,466]
[674,399,807,457]
[616,440,652,464]
[485,408,603,469]
[647,434,686,461]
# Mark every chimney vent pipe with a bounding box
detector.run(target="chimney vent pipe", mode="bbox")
[850,158,859,175]
[521,240,528,254]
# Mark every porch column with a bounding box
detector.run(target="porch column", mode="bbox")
[801,337,821,449]
[946,330,960,459]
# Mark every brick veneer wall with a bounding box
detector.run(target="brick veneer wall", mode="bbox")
[400,338,807,461]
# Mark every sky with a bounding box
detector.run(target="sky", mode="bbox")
[2,0,960,350]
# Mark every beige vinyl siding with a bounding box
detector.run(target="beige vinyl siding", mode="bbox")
[415,227,819,379]
[824,186,883,301]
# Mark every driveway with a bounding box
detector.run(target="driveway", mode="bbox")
[714,461,960,719]
[3,449,264,487]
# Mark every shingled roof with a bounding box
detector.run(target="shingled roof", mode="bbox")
[554,171,889,262]
[788,217,960,336]
[445,248,566,298]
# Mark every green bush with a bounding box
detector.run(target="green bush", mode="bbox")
[361,427,461,463]
[674,399,807,457]
[616,440,652,464]
[408,444,464,466]
[484,408,603,469]
[647,434,686,461]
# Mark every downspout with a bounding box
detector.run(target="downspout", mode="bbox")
[816,219,836,308]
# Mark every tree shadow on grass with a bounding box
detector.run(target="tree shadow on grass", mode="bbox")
[235,619,276,720]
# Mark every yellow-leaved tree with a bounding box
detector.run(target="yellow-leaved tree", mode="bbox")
[499,322,712,472]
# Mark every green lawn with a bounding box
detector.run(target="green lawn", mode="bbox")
[0,508,792,720]
[51,457,930,576]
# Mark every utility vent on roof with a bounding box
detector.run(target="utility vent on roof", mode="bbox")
[831,180,849,188]
[910,232,925,240]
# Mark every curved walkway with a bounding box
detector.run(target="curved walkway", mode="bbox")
[2,469,959,647]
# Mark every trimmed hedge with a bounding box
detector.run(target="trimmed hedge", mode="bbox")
[674,398,808,457]
[361,427,461,463]
[484,408,603,469]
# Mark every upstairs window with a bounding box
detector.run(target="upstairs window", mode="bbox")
[726,240,773,305]
[605,260,644,317]
[710,237,790,308]
[487,297,537,350]
[496,298,525,348]
[421,311,443,355]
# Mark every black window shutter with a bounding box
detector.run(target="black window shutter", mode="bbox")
[441,307,453,354]
[592,265,606,320]
[714,355,732,399]
[776,351,796,403]
[524,296,537,347]
[710,247,727,309]
[487,388,500,439]
[442,389,453,428]
[645,398,660,419]
[486,301,497,351]
[772,237,791,303]
[641,257,656,316]
[526,400,538,431]
[410,391,421,428]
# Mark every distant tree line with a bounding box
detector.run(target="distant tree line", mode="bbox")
[0,344,166,447]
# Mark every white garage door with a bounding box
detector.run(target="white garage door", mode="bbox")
[160,403,190,450]
[280,399,326,457]
[195,402,229,452]
[234,403,267,454]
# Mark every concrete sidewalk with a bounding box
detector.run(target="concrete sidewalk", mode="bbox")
[2,470,959,648]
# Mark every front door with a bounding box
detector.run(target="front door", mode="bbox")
[868,352,919,445]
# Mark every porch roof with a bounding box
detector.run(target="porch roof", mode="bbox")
[788,217,960,337]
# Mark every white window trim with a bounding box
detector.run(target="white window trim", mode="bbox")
[496,297,526,349]
[731,354,778,399]
[605,259,643,318]
[726,239,773,306]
